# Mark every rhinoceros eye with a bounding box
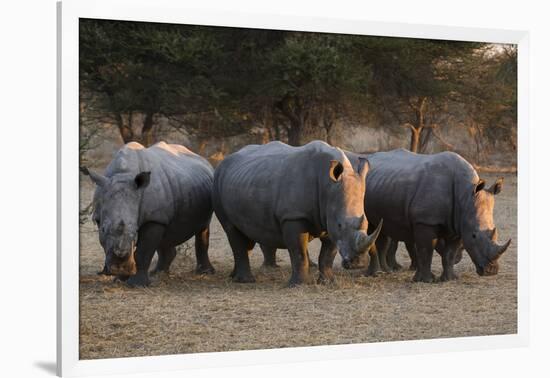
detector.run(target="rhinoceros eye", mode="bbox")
[472,233,477,239]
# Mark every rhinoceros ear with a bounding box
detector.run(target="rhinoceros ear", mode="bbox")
[474,179,485,194]
[80,166,107,187]
[357,157,369,179]
[329,160,344,182]
[134,171,151,189]
[487,177,504,195]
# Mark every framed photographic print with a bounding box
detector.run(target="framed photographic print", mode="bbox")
[57,0,529,376]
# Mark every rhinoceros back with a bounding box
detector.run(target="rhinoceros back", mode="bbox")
[104,141,214,228]
[362,149,480,239]
[213,141,342,247]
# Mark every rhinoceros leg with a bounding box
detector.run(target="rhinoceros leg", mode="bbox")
[434,240,463,264]
[376,235,392,272]
[195,227,215,274]
[260,245,279,268]
[365,224,395,276]
[439,239,462,282]
[405,241,417,271]
[412,225,436,283]
[126,222,166,287]
[282,221,311,287]
[364,233,391,276]
[364,245,381,277]
[317,237,337,284]
[97,262,112,276]
[454,248,463,264]
[152,246,176,274]
[224,226,256,283]
[386,239,403,271]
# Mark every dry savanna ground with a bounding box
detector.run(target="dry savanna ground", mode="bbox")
[79,173,517,360]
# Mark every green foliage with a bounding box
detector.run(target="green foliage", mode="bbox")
[80,19,224,117]
[79,18,517,150]
[450,44,517,147]
[267,33,367,99]
[356,36,484,119]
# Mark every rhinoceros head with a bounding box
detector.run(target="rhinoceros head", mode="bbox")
[461,177,511,276]
[325,154,382,266]
[81,166,151,275]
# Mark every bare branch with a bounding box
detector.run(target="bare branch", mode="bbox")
[430,124,456,151]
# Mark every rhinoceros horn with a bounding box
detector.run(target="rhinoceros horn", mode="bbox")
[356,219,383,254]
[80,166,108,187]
[491,238,511,261]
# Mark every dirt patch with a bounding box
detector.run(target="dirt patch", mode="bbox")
[79,173,517,359]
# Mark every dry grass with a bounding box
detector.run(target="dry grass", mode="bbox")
[79,173,517,360]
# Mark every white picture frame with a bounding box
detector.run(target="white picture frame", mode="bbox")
[57,0,530,376]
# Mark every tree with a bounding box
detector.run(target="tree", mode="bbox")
[262,33,369,146]
[79,19,224,146]
[79,20,516,160]
[358,37,483,152]
[432,44,518,162]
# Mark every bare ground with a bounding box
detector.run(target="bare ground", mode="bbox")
[79,173,517,360]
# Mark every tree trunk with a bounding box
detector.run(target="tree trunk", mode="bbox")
[116,112,134,144]
[261,106,273,144]
[324,120,334,146]
[326,130,333,145]
[287,119,302,146]
[322,104,336,146]
[472,120,488,164]
[274,95,306,146]
[271,110,282,141]
[141,112,155,147]
[408,97,428,153]
[419,126,432,153]
[409,126,422,153]
[262,128,270,144]
[273,123,281,141]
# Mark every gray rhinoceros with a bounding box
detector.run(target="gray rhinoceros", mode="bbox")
[81,141,215,287]
[346,148,511,282]
[212,140,382,287]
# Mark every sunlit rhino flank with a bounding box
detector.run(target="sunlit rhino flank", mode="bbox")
[212,140,381,287]
[81,141,215,287]
[345,149,511,282]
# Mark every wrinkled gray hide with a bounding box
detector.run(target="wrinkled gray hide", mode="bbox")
[213,140,381,286]
[83,141,215,287]
[346,149,510,282]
